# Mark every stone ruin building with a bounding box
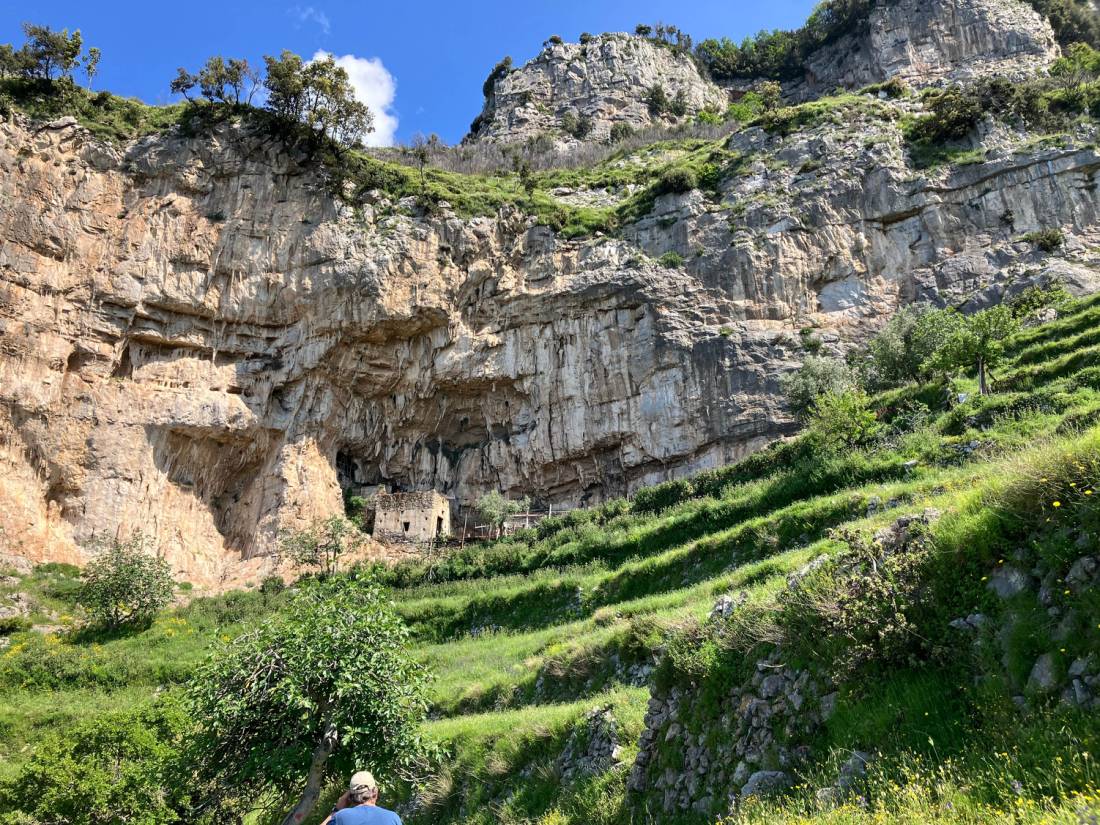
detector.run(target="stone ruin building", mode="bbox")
[372,491,452,543]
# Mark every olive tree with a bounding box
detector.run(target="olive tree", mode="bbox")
[858,306,963,390]
[77,533,174,630]
[188,576,429,825]
[476,491,529,538]
[929,305,1019,395]
[780,355,856,421]
[279,515,359,577]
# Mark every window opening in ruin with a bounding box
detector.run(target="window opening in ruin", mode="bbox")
[402,521,410,533]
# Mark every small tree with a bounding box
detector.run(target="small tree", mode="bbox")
[20,23,84,81]
[758,80,783,113]
[669,88,689,117]
[170,67,199,101]
[262,51,374,146]
[635,24,653,37]
[188,576,429,825]
[406,132,436,184]
[780,356,856,421]
[77,533,174,630]
[279,515,359,577]
[858,306,962,390]
[929,305,1019,395]
[1050,42,1100,102]
[82,46,100,89]
[806,389,881,452]
[476,491,528,538]
[482,55,513,99]
[645,84,670,116]
[610,122,634,143]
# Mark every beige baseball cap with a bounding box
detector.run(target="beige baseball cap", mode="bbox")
[350,771,378,794]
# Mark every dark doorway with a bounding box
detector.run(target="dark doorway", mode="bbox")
[436,515,444,536]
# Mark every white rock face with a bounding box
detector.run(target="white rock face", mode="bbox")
[795,0,1059,98]
[470,34,728,145]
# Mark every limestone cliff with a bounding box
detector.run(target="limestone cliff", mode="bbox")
[0,0,1096,585]
[793,0,1059,99]
[4,92,1100,585]
[469,34,727,146]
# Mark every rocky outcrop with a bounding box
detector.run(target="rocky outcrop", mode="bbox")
[793,0,1059,99]
[469,34,727,146]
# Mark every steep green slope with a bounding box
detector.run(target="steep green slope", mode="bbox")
[5,292,1100,824]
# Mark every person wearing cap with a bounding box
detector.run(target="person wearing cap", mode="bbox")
[320,770,402,825]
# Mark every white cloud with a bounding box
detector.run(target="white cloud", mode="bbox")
[311,50,399,147]
[288,5,331,35]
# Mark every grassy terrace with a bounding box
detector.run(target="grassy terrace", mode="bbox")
[3,292,1100,823]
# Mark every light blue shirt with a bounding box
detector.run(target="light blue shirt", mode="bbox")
[332,805,402,825]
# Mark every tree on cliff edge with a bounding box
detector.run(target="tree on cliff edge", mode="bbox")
[188,575,429,825]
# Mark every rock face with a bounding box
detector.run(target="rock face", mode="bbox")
[469,34,727,145]
[469,0,1058,146]
[0,116,793,583]
[794,0,1058,98]
[1,17,1099,583]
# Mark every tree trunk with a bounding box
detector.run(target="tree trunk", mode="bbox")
[280,721,338,825]
[978,357,988,396]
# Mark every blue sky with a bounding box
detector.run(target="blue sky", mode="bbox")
[0,0,819,145]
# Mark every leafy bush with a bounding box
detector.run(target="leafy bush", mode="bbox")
[654,166,698,195]
[669,89,689,117]
[780,523,936,681]
[906,86,983,144]
[658,251,685,268]
[860,77,910,99]
[805,389,882,451]
[78,534,174,630]
[560,110,594,139]
[0,699,194,824]
[780,356,856,420]
[0,614,30,635]
[1021,228,1065,253]
[1009,281,1073,319]
[645,84,670,116]
[259,575,286,595]
[725,92,766,123]
[609,122,634,143]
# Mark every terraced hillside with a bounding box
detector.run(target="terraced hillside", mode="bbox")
[4,289,1100,824]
